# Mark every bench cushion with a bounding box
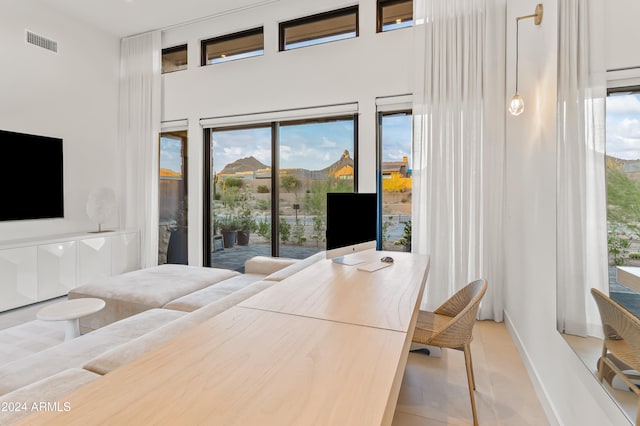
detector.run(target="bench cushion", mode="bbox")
[163,273,265,312]
[263,251,326,282]
[84,281,274,375]
[0,308,184,396]
[0,320,65,367]
[244,256,298,275]
[69,264,239,332]
[0,368,99,425]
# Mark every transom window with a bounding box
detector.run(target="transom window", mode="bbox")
[201,27,264,65]
[279,6,358,51]
[162,45,187,73]
[377,0,413,32]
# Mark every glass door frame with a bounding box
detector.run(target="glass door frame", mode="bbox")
[202,115,358,267]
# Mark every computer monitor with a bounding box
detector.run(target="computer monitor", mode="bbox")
[325,192,377,265]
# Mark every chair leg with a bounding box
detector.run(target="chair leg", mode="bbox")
[468,344,476,391]
[463,343,479,426]
[597,344,607,382]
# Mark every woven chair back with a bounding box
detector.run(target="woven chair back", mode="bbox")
[431,279,487,350]
[591,288,640,370]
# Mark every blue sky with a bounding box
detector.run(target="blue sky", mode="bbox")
[159,136,183,174]
[211,127,271,172]
[606,93,640,159]
[381,114,412,167]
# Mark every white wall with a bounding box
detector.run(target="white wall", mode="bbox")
[504,1,630,424]
[161,0,414,265]
[0,0,120,242]
[605,0,640,72]
[605,0,640,88]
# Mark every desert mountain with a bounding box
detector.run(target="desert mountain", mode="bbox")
[219,156,268,175]
[320,150,353,175]
[218,151,353,178]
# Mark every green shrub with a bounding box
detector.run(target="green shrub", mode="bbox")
[257,220,271,240]
[394,220,412,248]
[292,220,305,245]
[608,228,633,266]
[280,218,291,243]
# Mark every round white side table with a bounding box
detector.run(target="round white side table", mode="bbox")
[37,298,106,341]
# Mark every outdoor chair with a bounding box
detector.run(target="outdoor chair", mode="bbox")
[411,279,488,426]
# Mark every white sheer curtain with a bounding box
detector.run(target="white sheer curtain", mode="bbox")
[556,0,607,337]
[118,31,161,268]
[413,0,505,320]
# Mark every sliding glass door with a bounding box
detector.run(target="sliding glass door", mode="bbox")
[208,125,272,270]
[205,116,356,270]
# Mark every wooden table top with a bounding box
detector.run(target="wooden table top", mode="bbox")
[616,266,640,293]
[18,307,408,425]
[240,250,430,332]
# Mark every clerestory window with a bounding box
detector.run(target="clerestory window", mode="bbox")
[377,0,413,32]
[279,6,358,51]
[201,27,264,65]
[162,44,187,73]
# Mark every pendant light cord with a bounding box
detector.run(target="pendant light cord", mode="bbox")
[515,19,520,93]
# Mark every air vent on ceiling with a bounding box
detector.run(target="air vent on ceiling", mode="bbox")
[25,30,58,53]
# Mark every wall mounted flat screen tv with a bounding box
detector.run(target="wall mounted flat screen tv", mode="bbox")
[325,192,377,264]
[0,130,64,221]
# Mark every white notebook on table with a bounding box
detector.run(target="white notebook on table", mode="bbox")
[357,261,392,272]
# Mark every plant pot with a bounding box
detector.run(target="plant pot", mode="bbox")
[221,230,237,248]
[237,231,250,246]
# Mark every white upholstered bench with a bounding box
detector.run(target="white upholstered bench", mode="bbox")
[68,264,240,332]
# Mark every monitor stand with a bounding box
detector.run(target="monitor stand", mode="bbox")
[331,255,365,266]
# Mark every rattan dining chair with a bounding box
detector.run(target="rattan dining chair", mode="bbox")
[591,288,640,425]
[412,279,487,426]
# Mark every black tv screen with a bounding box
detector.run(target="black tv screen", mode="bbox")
[0,130,63,221]
[326,192,377,251]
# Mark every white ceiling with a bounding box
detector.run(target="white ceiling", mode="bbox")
[39,0,278,38]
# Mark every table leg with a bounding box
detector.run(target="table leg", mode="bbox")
[65,318,80,341]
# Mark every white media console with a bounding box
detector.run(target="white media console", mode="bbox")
[0,230,139,312]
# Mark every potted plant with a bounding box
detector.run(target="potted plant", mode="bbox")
[237,208,257,246]
[217,215,239,248]
[166,200,188,264]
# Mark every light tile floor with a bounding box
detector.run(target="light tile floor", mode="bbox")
[0,303,548,425]
[394,321,549,425]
